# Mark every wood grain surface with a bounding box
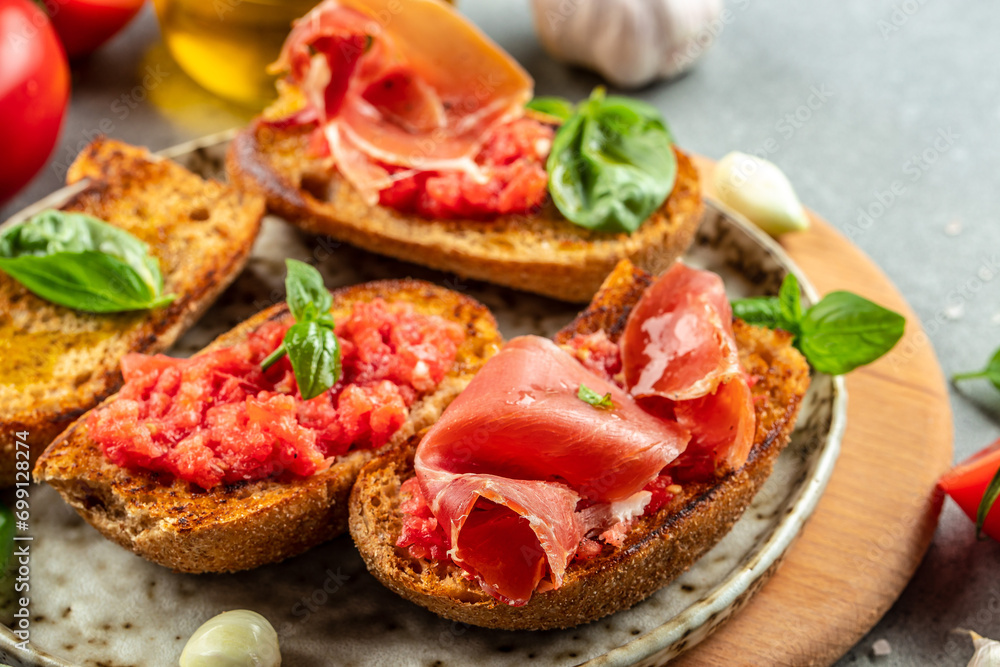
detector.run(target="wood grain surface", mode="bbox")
[667,158,954,666]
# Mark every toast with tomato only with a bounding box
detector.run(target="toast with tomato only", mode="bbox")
[0,139,265,486]
[224,0,703,303]
[348,260,811,630]
[33,280,502,573]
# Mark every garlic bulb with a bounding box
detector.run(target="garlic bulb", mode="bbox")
[962,630,1000,667]
[713,151,810,237]
[529,0,724,88]
[180,610,281,667]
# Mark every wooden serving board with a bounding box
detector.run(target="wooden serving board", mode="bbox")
[671,159,954,666]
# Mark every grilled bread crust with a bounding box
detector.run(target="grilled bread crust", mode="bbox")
[348,260,811,630]
[33,280,502,573]
[1,140,265,486]
[225,111,703,303]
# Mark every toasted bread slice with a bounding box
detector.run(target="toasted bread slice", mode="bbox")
[348,260,811,630]
[34,280,502,573]
[0,139,264,486]
[225,111,703,303]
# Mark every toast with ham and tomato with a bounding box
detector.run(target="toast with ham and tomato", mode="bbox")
[33,279,501,573]
[348,259,811,629]
[1,139,264,486]
[225,0,703,303]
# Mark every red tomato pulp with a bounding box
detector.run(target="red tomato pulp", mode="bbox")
[377,118,554,220]
[89,299,465,489]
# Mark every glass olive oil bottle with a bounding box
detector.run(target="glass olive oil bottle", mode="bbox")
[153,0,318,107]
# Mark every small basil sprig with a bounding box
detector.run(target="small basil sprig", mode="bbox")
[578,384,614,409]
[0,209,175,312]
[539,87,677,235]
[732,273,905,375]
[953,351,1000,538]
[261,259,341,401]
[953,349,1000,391]
[950,349,1000,539]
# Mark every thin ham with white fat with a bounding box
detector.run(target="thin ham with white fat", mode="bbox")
[272,0,533,202]
[621,261,755,474]
[414,336,688,605]
[410,263,756,605]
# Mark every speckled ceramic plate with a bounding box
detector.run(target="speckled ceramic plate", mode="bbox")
[0,131,845,667]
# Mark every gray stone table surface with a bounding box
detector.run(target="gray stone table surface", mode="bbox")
[3,0,999,665]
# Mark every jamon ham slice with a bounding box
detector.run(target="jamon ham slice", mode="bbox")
[409,263,756,605]
[414,336,688,605]
[272,0,533,202]
[621,262,755,473]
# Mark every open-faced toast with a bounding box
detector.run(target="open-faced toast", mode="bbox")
[1,139,265,485]
[348,260,811,630]
[226,116,703,304]
[224,0,705,304]
[33,279,502,573]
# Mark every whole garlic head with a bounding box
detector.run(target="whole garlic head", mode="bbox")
[530,0,724,88]
[180,610,281,667]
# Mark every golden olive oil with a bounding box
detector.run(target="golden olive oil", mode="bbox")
[153,0,319,107]
[0,322,122,388]
[154,0,457,108]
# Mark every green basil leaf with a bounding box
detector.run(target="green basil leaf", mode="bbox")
[546,88,676,234]
[977,464,1000,540]
[603,95,672,129]
[732,275,802,332]
[526,96,575,121]
[1,209,164,291]
[0,252,173,312]
[778,273,803,328]
[0,210,173,312]
[261,260,341,396]
[284,258,331,322]
[578,384,614,409]
[731,297,784,328]
[798,291,905,375]
[284,320,341,401]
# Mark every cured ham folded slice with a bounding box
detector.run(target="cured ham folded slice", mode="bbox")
[409,264,756,604]
[272,0,533,202]
[621,261,756,474]
[415,336,688,605]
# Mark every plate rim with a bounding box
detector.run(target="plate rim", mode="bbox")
[581,200,846,667]
[0,134,847,667]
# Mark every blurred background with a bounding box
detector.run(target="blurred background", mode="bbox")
[2,0,999,664]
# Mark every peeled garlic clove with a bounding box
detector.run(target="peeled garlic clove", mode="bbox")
[713,151,810,237]
[180,610,281,667]
[963,630,1000,667]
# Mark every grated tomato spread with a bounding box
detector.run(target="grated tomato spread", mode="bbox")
[308,117,554,221]
[89,299,465,490]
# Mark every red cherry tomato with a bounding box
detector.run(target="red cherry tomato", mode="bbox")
[939,438,1000,541]
[0,0,70,205]
[43,0,145,58]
